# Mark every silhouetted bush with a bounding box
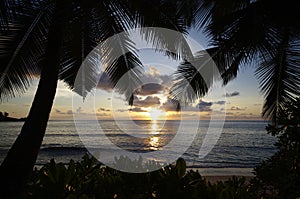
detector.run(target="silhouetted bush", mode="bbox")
[22,155,252,199]
[251,99,300,199]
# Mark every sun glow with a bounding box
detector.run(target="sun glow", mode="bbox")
[149,136,160,150]
[148,108,166,121]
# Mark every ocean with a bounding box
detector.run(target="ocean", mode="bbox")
[0,120,277,175]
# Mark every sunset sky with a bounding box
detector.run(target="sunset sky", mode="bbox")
[0,29,264,121]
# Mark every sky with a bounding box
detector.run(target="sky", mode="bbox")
[0,28,264,121]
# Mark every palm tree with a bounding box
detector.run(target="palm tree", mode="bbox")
[0,0,196,196]
[171,0,300,123]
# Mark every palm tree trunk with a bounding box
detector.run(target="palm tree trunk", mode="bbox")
[0,5,63,197]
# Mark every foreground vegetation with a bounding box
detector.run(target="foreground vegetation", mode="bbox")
[250,99,300,199]
[23,156,252,199]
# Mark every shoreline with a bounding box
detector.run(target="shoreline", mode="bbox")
[202,175,254,184]
[188,167,255,176]
[188,168,255,183]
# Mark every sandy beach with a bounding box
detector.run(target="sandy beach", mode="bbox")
[188,167,255,183]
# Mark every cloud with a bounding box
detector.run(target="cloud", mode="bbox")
[162,99,212,112]
[198,107,212,112]
[224,91,240,97]
[54,109,73,115]
[76,107,82,113]
[133,96,161,107]
[196,100,213,112]
[230,106,246,111]
[135,83,164,95]
[141,66,172,87]
[149,67,160,77]
[98,107,110,112]
[129,107,147,112]
[253,103,261,106]
[197,101,213,107]
[96,113,110,116]
[214,101,226,105]
[161,98,180,111]
[226,112,235,115]
[96,67,172,98]
[116,109,127,112]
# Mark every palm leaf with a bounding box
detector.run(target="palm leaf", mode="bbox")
[170,48,222,104]
[58,1,101,98]
[58,0,143,102]
[129,0,194,60]
[256,34,300,123]
[0,1,54,101]
[193,0,251,30]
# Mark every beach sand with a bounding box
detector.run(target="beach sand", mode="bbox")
[202,175,253,184]
[188,167,255,184]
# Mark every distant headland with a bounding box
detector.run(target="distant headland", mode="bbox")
[0,112,26,122]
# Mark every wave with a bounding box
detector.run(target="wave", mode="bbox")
[40,146,88,153]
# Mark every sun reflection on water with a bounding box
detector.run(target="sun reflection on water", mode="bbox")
[151,121,159,135]
[149,136,160,150]
[149,120,161,150]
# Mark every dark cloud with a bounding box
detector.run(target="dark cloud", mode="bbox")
[198,106,212,112]
[197,101,213,107]
[224,91,240,97]
[135,83,164,95]
[162,99,212,112]
[98,107,110,112]
[161,98,180,112]
[54,109,73,115]
[214,101,226,105]
[96,67,172,97]
[133,96,161,107]
[196,100,213,112]
[129,107,147,112]
[230,106,246,111]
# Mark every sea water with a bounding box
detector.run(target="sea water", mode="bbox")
[0,120,277,175]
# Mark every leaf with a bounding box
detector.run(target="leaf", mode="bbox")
[256,34,300,123]
[176,158,186,178]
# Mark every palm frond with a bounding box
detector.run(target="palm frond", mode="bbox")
[0,0,13,29]
[169,46,248,104]
[256,34,300,123]
[128,0,194,60]
[98,0,143,104]
[0,1,54,101]
[198,0,287,89]
[170,61,208,104]
[58,1,101,98]
[170,49,221,103]
[59,0,143,102]
[193,0,251,30]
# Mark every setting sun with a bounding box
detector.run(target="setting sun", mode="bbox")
[148,108,166,121]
